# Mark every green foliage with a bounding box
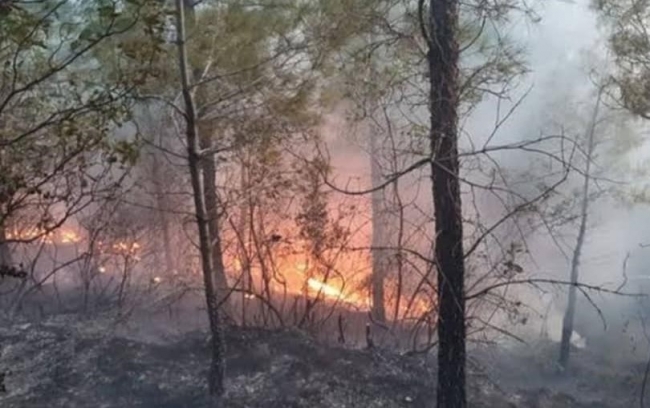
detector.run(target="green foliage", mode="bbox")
[106,138,141,166]
[0,0,164,237]
[295,157,330,257]
[327,0,530,129]
[595,0,650,118]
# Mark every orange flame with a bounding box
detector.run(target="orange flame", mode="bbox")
[295,262,368,309]
[8,226,141,260]
[60,230,81,243]
[306,278,344,298]
[9,225,431,319]
[6,227,81,244]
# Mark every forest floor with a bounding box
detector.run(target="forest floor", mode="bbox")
[0,312,644,408]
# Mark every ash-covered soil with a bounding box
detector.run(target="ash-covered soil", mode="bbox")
[0,314,643,407]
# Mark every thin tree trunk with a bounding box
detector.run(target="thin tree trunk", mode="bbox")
[200,127,232,317]
[370,126,387,323]
[427,0,466,406]
[0,224,11,268]
[385,108,406,326]
[152,152,175,274]
[0,143,11,268]
[559,87,602,369]
[182,0,231,318]
[237,155,253,325]
[174,0,225,396]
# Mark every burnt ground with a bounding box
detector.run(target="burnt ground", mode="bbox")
[0,312,644,408]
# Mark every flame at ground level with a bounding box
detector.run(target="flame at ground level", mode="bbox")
[6,227,82,244]
[305,277,369,308]
[7,224,433,320]
[227,252,433,319]
[238,260,432,320]
[6,226,141,260]
[307,278,344,299]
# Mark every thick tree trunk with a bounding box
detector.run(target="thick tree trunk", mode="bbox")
[559,88,602,369]
[427,0,466,407]
[174,0,225,396]
[370,126,387,324]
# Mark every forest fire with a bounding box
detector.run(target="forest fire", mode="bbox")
[100,241,142,258]
[6,226,141,260]
[306,278,344,299]
[235,258,370,310]
[308,277,377,311]
[7,225,428,320]
[6,227,82,244]
[290,261,370,310]
[233,253,434,319]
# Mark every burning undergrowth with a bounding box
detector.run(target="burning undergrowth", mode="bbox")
[2,219,435,346]
[0,312,642,408]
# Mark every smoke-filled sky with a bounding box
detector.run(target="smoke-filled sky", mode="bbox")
[310,0,650,345]
[464,0,649,287]
[479,0,650,341]
[532,1,650,282]
[322,0,650,340]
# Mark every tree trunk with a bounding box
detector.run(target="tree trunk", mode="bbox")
[0,224,11,268]
[238,155,253,325]
[174,0,225,396]
[559,87,602,369]
[183,0,231,318]
[427,0,466,406]
[0,140,11,268]
[151,152,175,274]
[200,125,232,317]
[370,126,387,324]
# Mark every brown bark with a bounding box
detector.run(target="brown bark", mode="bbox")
[174,0,225,396]
[427,0,466,406]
